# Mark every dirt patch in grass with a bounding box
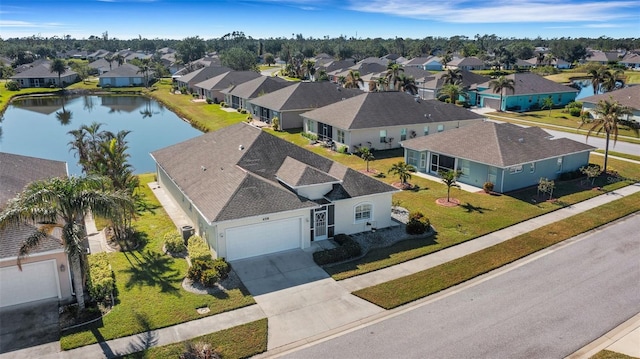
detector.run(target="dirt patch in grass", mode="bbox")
[436,198,460,207]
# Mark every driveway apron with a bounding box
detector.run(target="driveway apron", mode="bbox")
[231,249,384,349]
[0,298,59,354]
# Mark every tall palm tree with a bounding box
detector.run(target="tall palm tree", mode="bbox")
[302,59,316,81]
[376,76,389,92]
[488,76,515,111]
[0,175,134,309]
[437,83,468,104]
[579,99,636,172]
[137,58,152,88]
[50,58,67,89]
[114,54,125,66]
[397,74,418,95]
[385,63,404,91]
[588,66,614,94]
[104,55,114,71]
[344,70,363,89]
[388,161,415,186]
[359,147,375,172]
[441,68,463,86]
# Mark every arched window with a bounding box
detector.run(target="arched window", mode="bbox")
[354,203,373,222]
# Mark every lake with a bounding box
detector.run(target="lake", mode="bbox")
[0,95,203,175]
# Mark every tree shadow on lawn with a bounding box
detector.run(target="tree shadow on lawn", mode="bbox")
[122,249,183,296]
[324,235,438,277]
[506,179,593,207]
[460,202,492,214]
[113,313,158,357]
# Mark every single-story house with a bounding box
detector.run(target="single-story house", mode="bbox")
[89,58,120,75]
[402,56,443,71]
[247,81,362,130]
[150,123,398,261]
[10,63,78,88]
[221,76,293,111]
[193,70,262,103]
[476,73,578,112]
[301,92,485,152]
[620,53,640,69]
[98,63,149,88]
[173,66,233,93]
[0,152,73,308]
[446,57,486,71]
[580,86,640,123]
[418,70,490,104]
[400,122,596,193]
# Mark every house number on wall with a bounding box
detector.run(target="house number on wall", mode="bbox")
[262,217,269,221]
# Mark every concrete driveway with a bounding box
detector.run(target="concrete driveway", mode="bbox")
[0,298,59,355]
[231,249,384,349]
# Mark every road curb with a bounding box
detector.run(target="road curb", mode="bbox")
[565,312,640,359]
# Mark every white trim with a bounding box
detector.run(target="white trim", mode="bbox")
[0,248,66,262]
[353,202,373,224]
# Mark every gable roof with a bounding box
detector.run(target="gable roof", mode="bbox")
[151,123,396,223]
[448,57,484,66]
[401,121,595,167]
[98,63,141,78]
[220,76,293,98]
[193,71,262,91]
[479,73,578,96]
[580,86,640,110]
[10,62,77,79]
[423,70,490,90]
[248,81,361,112]
[175,66,233,85]
[301,92,484,130]
[276,157,342,187]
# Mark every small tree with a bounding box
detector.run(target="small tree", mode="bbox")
[541,96,554,117]
[537,177,555,199]
[359,147,375,172]
[388,161,415,186]
[271,116,280,131]
[438,169,462,202]
[580,164,602,185]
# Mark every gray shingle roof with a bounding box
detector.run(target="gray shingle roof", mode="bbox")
[479,73,577,96]
[151,123,396,223]
[401,121,595,167]
[10,63,77,79]
[176,66,233,85]
[300,92,484,130]
[194,71,261,91]
[98,63,141,78]
[276,157,341,187]
[220,76,292,98]
[423,70,490,89]
[580,86,640,110]
[248,82,361,111]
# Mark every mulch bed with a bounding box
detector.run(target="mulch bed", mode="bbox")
[436,198,461,207]
[391,182,415,190]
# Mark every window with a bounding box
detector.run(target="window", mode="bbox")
[556,157,563,172]
[354,203,372,222]
[337,129,345,143]
[459,159,470,176]
[530,163,535,173]
[509,165,523,174]
[437,124,444,132]
[307,119,315,133]
[424,126,429,135]
[419,153,427,169]
[407,151,417,166]
[400,128,407,141]
[379,130,387,143]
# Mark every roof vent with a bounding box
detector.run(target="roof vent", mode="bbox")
[239,145,244,150]
[201,166,206,171]
[518,138,524,143]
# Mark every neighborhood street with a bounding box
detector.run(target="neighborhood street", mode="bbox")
[276,214,640,359]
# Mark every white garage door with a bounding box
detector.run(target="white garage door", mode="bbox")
[226,217,302,261]
[0,260,60,308]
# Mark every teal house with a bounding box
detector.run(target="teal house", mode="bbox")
[476,73,578,112]
[400,122,595,193]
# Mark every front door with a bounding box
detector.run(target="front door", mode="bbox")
[314,210,327,241]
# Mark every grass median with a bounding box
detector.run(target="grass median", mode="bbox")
[353,191,640,310]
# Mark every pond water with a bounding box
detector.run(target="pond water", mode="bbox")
[0,95,203,175]
[572,79,624,100]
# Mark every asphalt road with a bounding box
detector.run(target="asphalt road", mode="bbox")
[278,214,640,359]
[543,128,640,157]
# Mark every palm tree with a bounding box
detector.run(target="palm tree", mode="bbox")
[397,74,418,95]
[588,66,614,94]
[55,96,73,125]
[344,70,363,89]
[488,76,515,111]
[50,58,67,89]
[0,175,134,309]
[302,59,316,81]
[437,83,468,104]
[376,76,389,92]
[438,169,462,202]
[114,54,125,66]
[359,147,375,172]
[540,96,554,116]
[388,161,415,186]
[137,59,152,88]
[104,55,114,71]
[441,68,463,86]
[385,63,404,91]
[579,99,636,172]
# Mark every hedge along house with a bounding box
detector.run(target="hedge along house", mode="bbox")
[400,122,595,193]
[0,152,73,308]
[193,70,262,104]
[476,73,578,112]
[300,92,484,153]
[247,82,362,130]
[150,123,397,261]
[220,76,293,111]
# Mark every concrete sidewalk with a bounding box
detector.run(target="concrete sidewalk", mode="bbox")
[2,183,637,359]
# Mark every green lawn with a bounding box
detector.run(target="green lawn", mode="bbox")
[117,319,267,359]
[353,191,640,309]
[0,80,60,113]
[60,174,255,350]
[590,350,639,359]
[595,150,640,162]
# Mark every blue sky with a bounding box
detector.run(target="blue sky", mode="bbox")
[1,0,638,40]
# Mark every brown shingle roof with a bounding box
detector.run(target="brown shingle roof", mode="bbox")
[248,82,361,111]
[220,76,292,98]
[401,121,595,167]
[580,86,640,110]
[479,73,577,96]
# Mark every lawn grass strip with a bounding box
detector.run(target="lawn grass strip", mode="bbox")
[353,192,640,309]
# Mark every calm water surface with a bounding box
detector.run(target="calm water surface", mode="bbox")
[1,95,202,175]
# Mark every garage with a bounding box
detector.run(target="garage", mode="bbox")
[225,217,302,261]
[0,260,61,308]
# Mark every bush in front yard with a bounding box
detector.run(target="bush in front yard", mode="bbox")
[187,235,211,262]
[187,260,220,287]
[164,231,186,254]
[406,211,430,235]
[313,235,361,265]
[212,258,230,280]
[87,252,114,303]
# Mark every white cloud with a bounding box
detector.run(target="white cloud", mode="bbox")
[347,0,640,23]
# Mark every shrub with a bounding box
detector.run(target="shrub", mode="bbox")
[187,259,220,287]
[301,132,318,141]
[236,107,242,112]
[272,117,280,131]
[405,211,430,235]
[219,101,226,107]
[187,235,211,262]
[5,80,20,91]
[483,181,494,193]
[211,258,230,280]
[568,107,582,117]
[87,252,115,303]
[164,231,186,254]
[558,169,582,181]
[206,98,212,104]
[337,145,348,153]
[313,235,361,265]
[240,109,248,114]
